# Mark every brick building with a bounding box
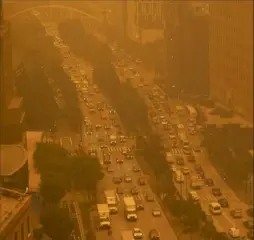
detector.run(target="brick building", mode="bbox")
[209,1,253,121]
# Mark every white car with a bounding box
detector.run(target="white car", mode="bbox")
[133,228,143,239]
[152,208,161,217]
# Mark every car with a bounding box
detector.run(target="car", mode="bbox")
[187,154,196,162]
[125,154,134,160]
[246,207,253,218]
[133,228,143,239]
[132,165,140,172]
[124,174,132,183]
[193,147,201,153]
[231,208,243,218]
[138,177,146,185]
[247,229,253,239]
[152,208,161,217]
[131,187,139,195]
[212,188,222,197]
[194,164,203,173]
[103,158,111,164]
[146,193,154,202]
[116,158,124,164]
[116,187,124,194]
[149,229,160,240]
[176,158,184,165]
[218,198,229,208]
[134,195,144,210]
[205,178,214,186]
[182,167,189,175]
[107,167,114,172]
[243,220,254,229]
[113,177,122,184]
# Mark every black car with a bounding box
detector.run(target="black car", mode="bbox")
[138,177,146,185]
[176,158,184,165]
[218,198,229,208]
[243,220,254,229]
[131,187,139,195]
[212,188,222,197]
[149,229,160,240]
[205,178,214,186]
[187,154,195,162]
[113,177,122,184]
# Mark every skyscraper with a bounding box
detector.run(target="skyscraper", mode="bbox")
[164,2,209,96]
[209,2,253,121]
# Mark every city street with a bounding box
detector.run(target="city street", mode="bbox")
[42,23,178,240]
[36,12,250,239]
[111,48,251,237]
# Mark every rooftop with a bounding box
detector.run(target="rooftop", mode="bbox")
[0,144,27,176]
[0,188,31,237]
[201,105,253,127]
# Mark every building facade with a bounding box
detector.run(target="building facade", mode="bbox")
[0,188,33,240]
[164,2,209,97]
[0,19,26,145]
[209,1,253,121]
[126,0,164,43]
[0,20,14,114]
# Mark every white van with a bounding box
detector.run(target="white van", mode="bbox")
[188,191,200,202]
[174,170,184,183]
[209,202,222,215]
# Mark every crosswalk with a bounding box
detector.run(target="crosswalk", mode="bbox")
[107,147,131,153]
[117,193,147,201]
[171,148,183,155]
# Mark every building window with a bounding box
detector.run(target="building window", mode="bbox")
[21,223,24,240]
[27,216,31,234]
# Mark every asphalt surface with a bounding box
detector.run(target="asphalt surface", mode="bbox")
[112,52,251,237]
[40,22,178,240]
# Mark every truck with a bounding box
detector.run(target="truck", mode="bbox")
[123,196,137,221]
[121,230,135,240]
[104,190,118,213]
[97,204,111,229]
[190,175,204,189]
[109,135,117,145]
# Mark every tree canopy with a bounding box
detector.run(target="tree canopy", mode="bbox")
[40,206,74,240]
[34,143,103,198]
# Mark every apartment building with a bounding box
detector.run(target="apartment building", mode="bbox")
[0,188,33,240]
[209,1,253,121]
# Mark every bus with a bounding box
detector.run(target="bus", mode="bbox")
[186,105,197,119]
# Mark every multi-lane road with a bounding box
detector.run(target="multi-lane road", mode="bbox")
[40,21,178,240]
[112,50,251,237]
[35,11,252,239]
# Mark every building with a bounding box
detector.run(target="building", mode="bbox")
[0,144,28,190]
[209,2,253,121]
[126,0,164,43]
[0,20,26,145]
[0,188,33,240]
[164,2,209,97]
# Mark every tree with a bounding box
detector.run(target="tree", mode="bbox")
[182,201,204,232]
[40,182,66,204]
[33,142,70,174]
[71,154,104,191]
[40,206,74,240]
